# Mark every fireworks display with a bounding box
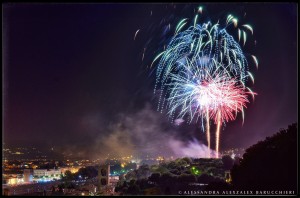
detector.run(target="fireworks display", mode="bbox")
[152,7,258,158]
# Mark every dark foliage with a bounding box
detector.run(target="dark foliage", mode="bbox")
[205,181,233,190]
[231,123,297,191]
[74,166,98,179]
[222,155,234,170]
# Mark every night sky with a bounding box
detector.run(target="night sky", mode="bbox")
[3,3,297,158]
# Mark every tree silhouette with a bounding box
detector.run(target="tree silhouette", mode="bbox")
[148,173,160,183]
[75,166,97,179]
[222,155,234,170]
[63,170,74,181]
[231,123,297,191]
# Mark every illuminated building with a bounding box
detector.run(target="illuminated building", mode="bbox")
[31,168,62,182]
[156,156,165,164]
[98,164,110,194]
[109,175,119,186]
[23,169,33,183]
[33,169,61,177]
[225,171,232,183]
[4,176,23,185]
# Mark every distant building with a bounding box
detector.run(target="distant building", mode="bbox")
[4,175,23,185]
[78,183,97,194]
[225,171,232,183]
[45,169,61,177]
[33,168,61,177]
[109,176,119,186]
[98,164,114,195]
[32,168,62,182]
[33,169,47,177]
[3,188,10,196]
[98,165,110,187]
[23,169,33,182]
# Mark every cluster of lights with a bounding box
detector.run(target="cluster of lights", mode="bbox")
[190,166,202,176]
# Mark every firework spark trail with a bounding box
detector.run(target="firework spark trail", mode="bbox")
[216,110,221,158]
[206,108,210,158]
[154,21,250,91]
[166,64,253,124]
[165,64,255,157]
[152,9,257,158]
[134,29,140,40]
[164,63,254,158]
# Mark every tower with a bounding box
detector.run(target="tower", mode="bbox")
[98,164,110,192]
[23,169,33,183]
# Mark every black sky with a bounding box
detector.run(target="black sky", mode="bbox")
[3,3,297,153]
